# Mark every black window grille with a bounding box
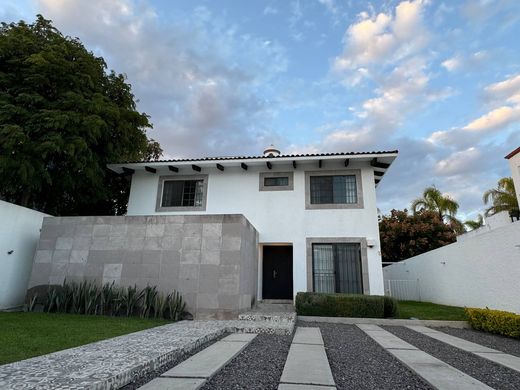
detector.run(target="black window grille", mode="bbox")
[162,180,204,207]
[264,176,289,187]
[310,175,357,204]
[312,243,363,294]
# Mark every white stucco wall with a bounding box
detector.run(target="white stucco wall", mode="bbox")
[508,152,520,207]
[0,201,49,309]
[125,160,385,297]
[383,221,520,313]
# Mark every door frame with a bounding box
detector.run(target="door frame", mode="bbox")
[258,242,293,301]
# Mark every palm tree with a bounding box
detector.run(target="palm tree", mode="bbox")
[482,177,519,217]
[464,214,484,231]
[411,186,464,233]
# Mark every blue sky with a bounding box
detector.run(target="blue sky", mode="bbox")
[2,0,520,218]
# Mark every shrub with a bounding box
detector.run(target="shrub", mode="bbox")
[295,292,399,318]
[25,280,187,321]
[466,308,520,339]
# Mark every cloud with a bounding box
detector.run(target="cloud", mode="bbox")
[435,147,482,176]
[485,73,520,103]
[36,0,288,158]
[441,51,488,72]
[333,0,428,75]
[263,6,278,15]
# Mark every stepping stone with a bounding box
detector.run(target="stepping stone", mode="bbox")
[138,377,205,390]
[408,325,520,372]
[292,327,324,345]
[278,384,336,389]
[221,333,257,342]
[162,334,256,379]
[279,327,335,388]
[358,325,492,390]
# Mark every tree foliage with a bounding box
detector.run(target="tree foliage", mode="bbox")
[379,209,456,264]
[483,177,519,218]
[0,15,162,215]
[464,214,484,231]
[411,186,464,233]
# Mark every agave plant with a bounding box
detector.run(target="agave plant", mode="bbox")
[154,293,167,319]
[140,286,158,318]
[71,281,84,314]
[166,290,186,321]
[84,281,100,315]
[45,287,58,313]
[26,293,38,312]
[121,285,144,317]
[99,282,117,316]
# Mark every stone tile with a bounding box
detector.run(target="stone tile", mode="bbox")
[161,236,182,250]
[182,236,201,251]
[127,224,146,237]
[221,236,241,251]
[88,250,122,264]
[74,224,93,237]
[106,237,126,250]
[72,236,91,250]
[163,215,185,224]
[164,223,184,237]
[68,263,85,278]
[110,224,128,237]
[197,293,219,309]
[143,263,160,279]
[221,222,242,238]
[144,237,162,250]
[218,272,240,295]
[29,263,52,285]
[91,237,109,250]
[84,263,104,278]
[201,250,221,265]
[161,250,181,265]
[218,294,239,310]
[280,342,335,387]
[92,224,111,238]
[122,264,143,278]
[201,237,221,251]
[52,249,71,263]
[70,250,89,264]
[160,263,180,282]
[49,275,66,285]
[146,224,165,237]
[37,238,56,250]
[55,237,73,250]
[121,251,142,264]
[198,265,219,293]
[220,250,241,265]
[202,223,222,238]
[139,377,205,390]
[183,223,203,237]
[292,327,324,345]
[182,250,201,264]
[34,250,53,263]
[142,250,162,264]
[103,264,123,279]
[125,237,145,250]
[180,264,199,280]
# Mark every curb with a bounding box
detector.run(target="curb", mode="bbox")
[298,316,470,328]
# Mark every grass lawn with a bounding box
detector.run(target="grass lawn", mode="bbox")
[0,312,170,365]
[398,300,467,321]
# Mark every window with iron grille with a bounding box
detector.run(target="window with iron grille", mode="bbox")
[264,176,289,187]
[312,243,363,294]
[310,175,357,204]
[161,180,204,207]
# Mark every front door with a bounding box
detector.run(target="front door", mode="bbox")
[262,245,293,299]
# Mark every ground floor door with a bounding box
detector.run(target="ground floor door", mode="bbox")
[262,245,293,299]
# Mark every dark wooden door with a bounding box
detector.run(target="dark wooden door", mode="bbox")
[262,246,293,299]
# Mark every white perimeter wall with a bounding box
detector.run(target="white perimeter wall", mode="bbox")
[0,201,49,309]
[126,160,384,297]
[383,221,520,313]
[509,152,520,207]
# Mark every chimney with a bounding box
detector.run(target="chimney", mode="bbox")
[263,144,281,157]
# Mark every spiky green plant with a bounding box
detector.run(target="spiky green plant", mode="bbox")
[166,290,185,321]
[141,286,158,318]
[45,287,58,313]
[26,294,38,312]
[99,282,117,316]
[154,293,167,319]
[121,285,144,317]
[84,281,99,315]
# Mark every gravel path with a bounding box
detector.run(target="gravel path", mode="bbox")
[385,326,520,390]
[437,327,520,357]
[120,334,227,390]
[201,334,292,390]
[299,322,432,390]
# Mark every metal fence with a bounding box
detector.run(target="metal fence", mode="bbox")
[385,279,421,301]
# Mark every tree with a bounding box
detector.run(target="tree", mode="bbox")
[0,15,162,215]
[482,177,519,218]
[379,209,457,264]
[411,186,464,234]
[464,214,484,231]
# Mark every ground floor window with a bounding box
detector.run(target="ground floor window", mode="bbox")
[312,243,363,294]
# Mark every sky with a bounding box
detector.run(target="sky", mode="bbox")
[2,0,520,218]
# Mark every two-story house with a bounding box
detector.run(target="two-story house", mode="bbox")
[28,147,397,318]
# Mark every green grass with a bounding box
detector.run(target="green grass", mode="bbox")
[0,312,170,365]
[398,300,467,321]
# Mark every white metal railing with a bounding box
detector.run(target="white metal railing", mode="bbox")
[385,279,421,301]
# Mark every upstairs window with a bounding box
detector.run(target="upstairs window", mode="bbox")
[259,172,294,191]
[310,175,357,204]
[264,176,289,187]
[156,175,208,211]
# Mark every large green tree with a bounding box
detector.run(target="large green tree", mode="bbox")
[0,15,161,215]
[379,209,457,264]
[483,177,519,218]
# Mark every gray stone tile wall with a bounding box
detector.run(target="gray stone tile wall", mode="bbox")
[29,214,258,319]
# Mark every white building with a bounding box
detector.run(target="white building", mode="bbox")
[108,147,398,301]
[506,147,520,208]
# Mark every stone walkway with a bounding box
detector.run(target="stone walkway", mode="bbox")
[0,319,294,390]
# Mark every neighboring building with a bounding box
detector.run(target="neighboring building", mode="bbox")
[28,147,398,318]
[506,146,520,208]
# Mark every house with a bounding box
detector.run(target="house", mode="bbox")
[28,147,397,318]
[506,146,520,208]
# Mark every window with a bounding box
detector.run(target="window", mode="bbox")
[310,175,357,204]
[305,170,363,209]
[259,172,294,191]
[312,243,362,294]
[264,176,289,187]
[162,180,204,207]
[156,175,208,211]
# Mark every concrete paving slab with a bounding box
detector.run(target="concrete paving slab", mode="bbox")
[391,349,492,390]
[299,316,470,328]
[362,330,418,350]
[359,325,492,390]
[221,333,258,342]
[475,352,520,373]
[356,324,382,331]
[278,384,336,389]
[280,343,335,386]
[162,335,256,379]
[139,377,205,390]
[292,327,324,345]
[407,326,498,353]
